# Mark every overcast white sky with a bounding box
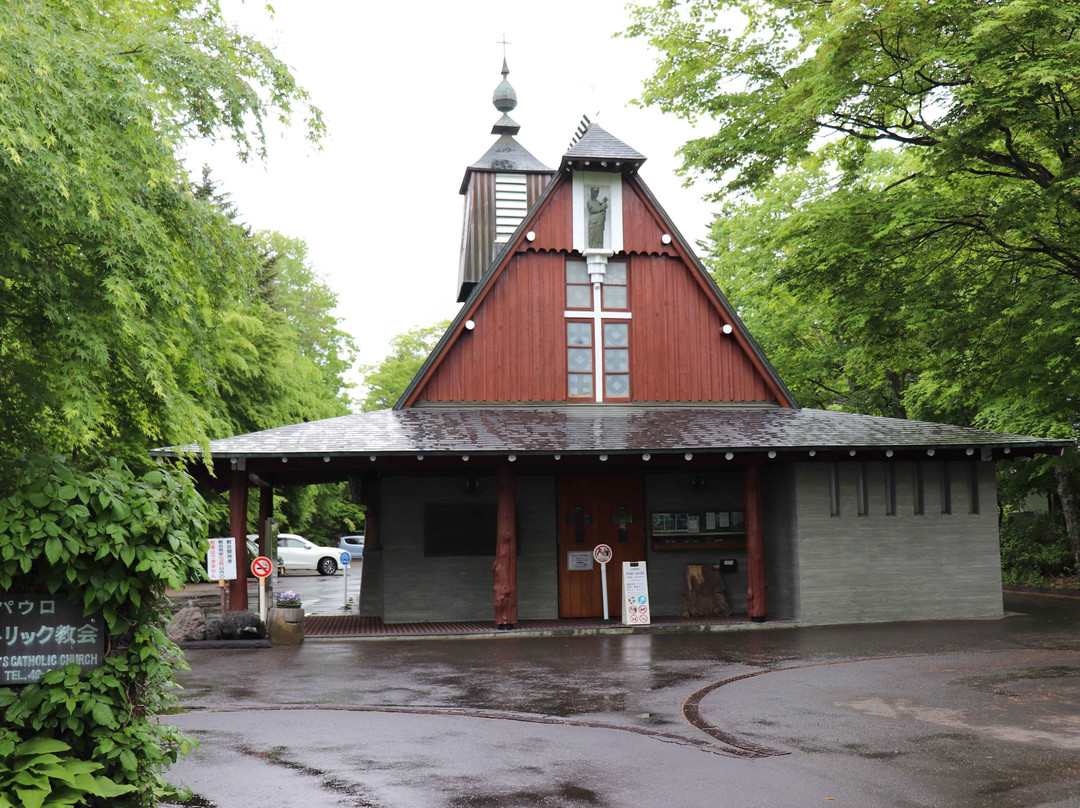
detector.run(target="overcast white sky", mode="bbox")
[183,0,721,403]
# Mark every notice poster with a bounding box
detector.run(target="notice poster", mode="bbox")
[207,537,237,580]
[567,551,594,571]
[621,561,651,626]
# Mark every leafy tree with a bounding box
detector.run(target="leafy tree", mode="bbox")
[359,321,450,411]
[0,456,207,806]
[0,0,323,465]
[627,0,1080,561]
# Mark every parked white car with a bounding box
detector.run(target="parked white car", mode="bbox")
[257,533,340,576]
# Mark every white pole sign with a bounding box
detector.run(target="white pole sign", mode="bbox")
[340,550,352,610]
[593,544,613,620]
[207,538,237,581]
[251,556,273,624]
[621,561,651,626]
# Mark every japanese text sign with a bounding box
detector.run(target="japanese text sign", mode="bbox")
[207,537,237,580]
[1,592,105,685]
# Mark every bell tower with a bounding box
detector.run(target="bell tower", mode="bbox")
[456,60,555,302]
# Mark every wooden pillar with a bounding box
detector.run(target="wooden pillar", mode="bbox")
[257,485,273,558]
[228,467,249,612]
[744,459,767,621]
[492,467,518,628]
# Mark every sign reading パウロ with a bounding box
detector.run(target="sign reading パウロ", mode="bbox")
[1,592,105,685]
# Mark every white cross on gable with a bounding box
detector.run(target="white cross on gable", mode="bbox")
[565,281,631,403]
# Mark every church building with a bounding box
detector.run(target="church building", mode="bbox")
[162,65,1068,628]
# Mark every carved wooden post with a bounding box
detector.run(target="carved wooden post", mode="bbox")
[492,467,518,628]
[744,459,767,621]
[229,465,249,612]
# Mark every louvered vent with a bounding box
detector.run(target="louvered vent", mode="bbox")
[494,173,528,244]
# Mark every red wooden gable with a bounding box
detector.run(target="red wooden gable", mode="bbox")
[402,173,793,408]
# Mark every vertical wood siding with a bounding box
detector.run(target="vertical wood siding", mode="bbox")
[622,180,678,256]
[517,177,573,252]
[629,255,774,402]
[420,251,568,402]
[419,173,781,404]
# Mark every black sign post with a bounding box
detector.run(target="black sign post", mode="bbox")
[1,592,106,686]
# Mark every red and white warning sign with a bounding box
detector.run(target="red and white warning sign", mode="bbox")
[251,556,273,579]
[593,544,612,565]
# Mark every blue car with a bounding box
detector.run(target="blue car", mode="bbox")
[337,535,364,559]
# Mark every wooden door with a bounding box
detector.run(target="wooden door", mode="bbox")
[557,475,646,618]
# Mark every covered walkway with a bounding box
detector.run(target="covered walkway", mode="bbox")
[303,613,789,640]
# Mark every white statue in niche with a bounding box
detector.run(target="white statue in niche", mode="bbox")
[586,185,609,248]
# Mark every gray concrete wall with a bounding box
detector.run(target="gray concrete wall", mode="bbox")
[515,476,559,619]
[763,464,799,619]
[793,460,1003,625]
[358,548,383,619]
[644,472,748,616]
[378,474,558,623]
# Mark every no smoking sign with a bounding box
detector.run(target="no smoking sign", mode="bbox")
[251,556,273,579]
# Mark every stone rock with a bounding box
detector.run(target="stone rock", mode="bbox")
[232,610,267,640]
[167,605,207,642]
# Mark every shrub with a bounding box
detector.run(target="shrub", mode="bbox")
[0,455,207,806]
[1000,510,1075,586]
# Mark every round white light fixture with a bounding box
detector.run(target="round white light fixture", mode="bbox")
[684,452,694,461]
[661,233,672,245]
[722,323,734,335]
[809,450,817,457]
[526,231,536,242]
[324,457,330,463]
[554,454,562,460]
[885,449,894,458]
[768,450,777,459]
[725,452,734,460]
[927,448,936,456]
[508,454,517,462]
[465,320,476,331]
[599,454,608,462]
[462,455,470,462]
[642,453,651,461]
[965,448,974,456]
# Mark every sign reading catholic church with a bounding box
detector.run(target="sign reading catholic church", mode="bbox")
[1,592,105,685]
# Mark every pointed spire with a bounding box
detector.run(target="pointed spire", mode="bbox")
[491,59,520,135]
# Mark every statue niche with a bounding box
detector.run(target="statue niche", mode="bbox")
[586,185,609,249]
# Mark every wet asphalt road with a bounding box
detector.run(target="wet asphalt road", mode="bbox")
[165,593,1080,808]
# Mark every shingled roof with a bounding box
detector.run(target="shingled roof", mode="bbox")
[154,406,1069,460]
[562,122,646,171]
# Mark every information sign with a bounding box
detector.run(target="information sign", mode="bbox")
[251,556,273,579]
[339,550,351,567]
[207,537,237,581]
[1,593,105,685]
[567,551,594,571]
[621,561,651,626]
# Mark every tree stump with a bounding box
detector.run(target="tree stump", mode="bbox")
[681,564,733,618]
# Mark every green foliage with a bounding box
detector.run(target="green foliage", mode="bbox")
[0,456,207,806]
[628,0,1080,558]
[0,0,323,463]
[1000,511,1075,586]
[359,321,450,411]
[0,737,134,808]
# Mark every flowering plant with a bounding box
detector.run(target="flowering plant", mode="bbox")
[275,590,302,608]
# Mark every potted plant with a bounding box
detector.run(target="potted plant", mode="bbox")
[267,590,304,644]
